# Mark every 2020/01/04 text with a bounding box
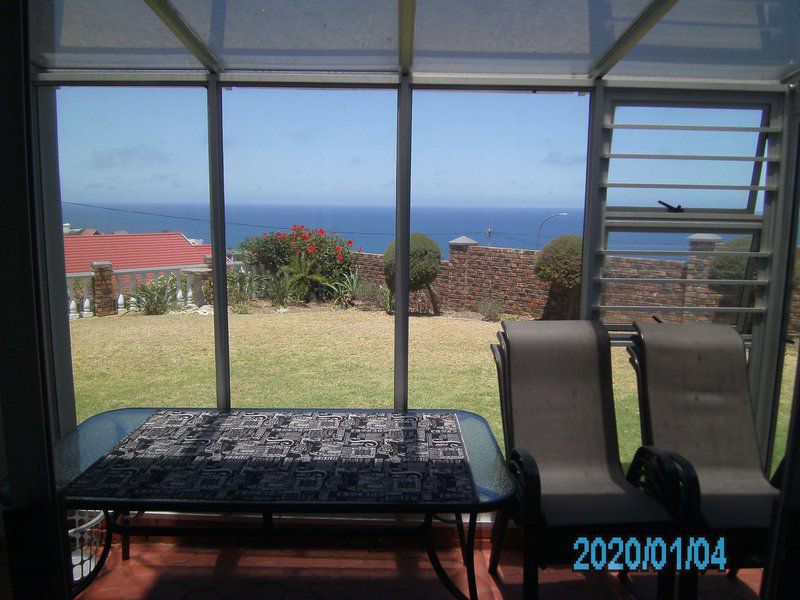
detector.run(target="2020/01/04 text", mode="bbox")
[573,536,726,572]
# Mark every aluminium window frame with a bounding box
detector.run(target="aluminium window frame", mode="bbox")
[580,85,798,473]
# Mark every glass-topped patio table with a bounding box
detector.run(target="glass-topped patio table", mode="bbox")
[56,408,515,600]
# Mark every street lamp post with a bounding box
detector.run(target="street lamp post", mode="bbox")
[535,212,568,249]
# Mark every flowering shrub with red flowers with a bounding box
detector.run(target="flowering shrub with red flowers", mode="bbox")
[240,225,355,283]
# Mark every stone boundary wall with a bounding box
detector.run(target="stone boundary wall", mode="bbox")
[354,242,800,336]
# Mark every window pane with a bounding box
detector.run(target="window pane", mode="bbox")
[56,87,214,423]
[222,88,396,410]
[414,0,651,75]
[30,0,202,70]
[607,106,768,211]
[409,90,589,450]
[172,0,398,71]
[609,0,800,80]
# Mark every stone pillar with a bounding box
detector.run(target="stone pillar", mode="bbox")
[91,261,116,317]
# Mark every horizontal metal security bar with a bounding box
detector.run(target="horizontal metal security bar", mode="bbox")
[606,332,754,348]
[595,305,766,314]
[603,123,781,133]
[603,182,777,191]
[599,249,771,257]
[604,220,763,231]
[604,209,763,221]
[596,277,768,286]
[603,153,778,162]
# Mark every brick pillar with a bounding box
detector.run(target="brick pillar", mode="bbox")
[447,236,478,311]
[91,261,116,317]
[684,234,723,322]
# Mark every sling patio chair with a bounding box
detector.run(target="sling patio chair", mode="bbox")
[489,320,693,599]
[629,321,782,584]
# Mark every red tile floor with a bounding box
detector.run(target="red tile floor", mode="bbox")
[75,523,763,600]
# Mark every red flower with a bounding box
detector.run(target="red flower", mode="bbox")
[291,225,298,232]
[337,253,343,261]
[308,245,316,253]
[261,232,267,238]
[277,232,286,239]
[294,249,301,254]
[347,240,354,247]
[299,225,305,231]
[335,245,342,252]
[302,232,309,240]
[320,231,326,237]
[316,228,325,235]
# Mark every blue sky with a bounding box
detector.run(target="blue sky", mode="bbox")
[56,87,589,208]
[56,86,764,210]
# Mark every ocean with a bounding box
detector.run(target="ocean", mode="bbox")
[60,202,734,259]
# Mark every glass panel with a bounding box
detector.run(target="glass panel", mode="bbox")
[774,122,800,475]
[409,90,589,450]
[222,88,396,410]
[413,0,650,75]
[607,106,768,210]
[172,0,398,71]
[29,0,202,70]
[609,0,800,80]
[56,87,215,423]
[600,231,760,327]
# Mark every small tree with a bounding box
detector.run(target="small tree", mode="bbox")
[534,234,583,319]
[709,236,753,290]
[383,233,442,314]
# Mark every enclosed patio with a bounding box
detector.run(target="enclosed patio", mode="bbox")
[3,1,800,599]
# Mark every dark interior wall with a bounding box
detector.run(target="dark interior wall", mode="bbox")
[0,1,69,597]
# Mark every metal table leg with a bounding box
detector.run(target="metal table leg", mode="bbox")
[455,513,468,564]
[424,512,479,600]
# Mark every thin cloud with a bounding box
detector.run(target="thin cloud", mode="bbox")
[542,150,585,167]
[89,144,170,170]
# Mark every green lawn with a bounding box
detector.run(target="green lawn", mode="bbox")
[70,309,795,471]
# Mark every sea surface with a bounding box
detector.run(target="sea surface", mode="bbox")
[60,202,735,259]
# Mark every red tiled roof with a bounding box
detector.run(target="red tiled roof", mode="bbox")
[64,232,213,274]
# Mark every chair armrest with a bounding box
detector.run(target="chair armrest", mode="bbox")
[627,446,700,527]
[508,448,541,528]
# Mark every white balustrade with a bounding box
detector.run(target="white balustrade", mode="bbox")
[67,262,213,318]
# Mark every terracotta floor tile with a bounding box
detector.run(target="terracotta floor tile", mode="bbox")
[75,539,768,600]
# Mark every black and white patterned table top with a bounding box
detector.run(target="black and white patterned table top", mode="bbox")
[65,410,477,505]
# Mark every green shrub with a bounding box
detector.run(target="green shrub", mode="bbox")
[328,269,361,308]
[240,225,354,281]
[534,234,583,288]
[709,237,754,289]
[135,275,178,315]
[380,284,395,314]
[231,301,252,314]
[282,255,330,302]
[383,233,442,313]
[263,274,293,308]
[476,299,503,322]
[227,270,267,305]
